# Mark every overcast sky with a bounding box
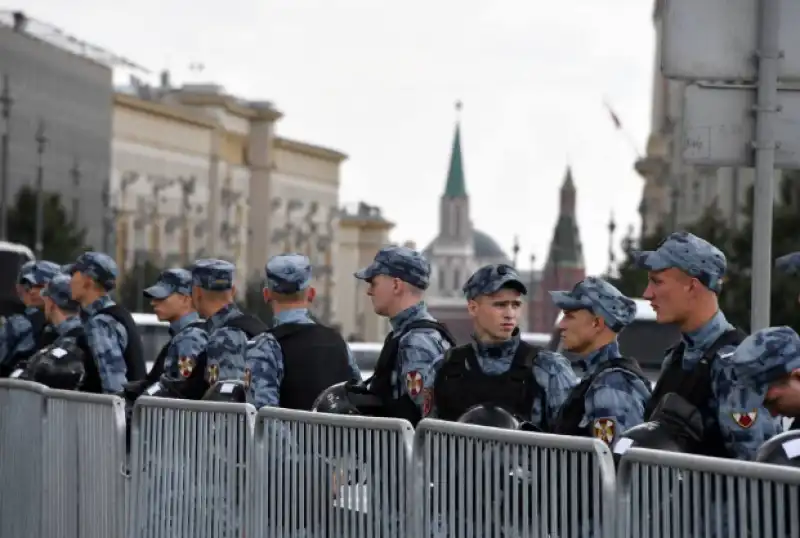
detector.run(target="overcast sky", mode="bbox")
[22,0,656,275]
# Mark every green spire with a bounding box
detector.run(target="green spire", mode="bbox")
[443,101,467,198]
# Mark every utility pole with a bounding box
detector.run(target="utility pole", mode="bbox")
[70,157,81,225]
[607,212,616,276]
[0,74,12,241]
[34,120,48,259]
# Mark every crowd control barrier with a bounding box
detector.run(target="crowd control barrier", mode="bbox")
[251,407,415,537]
[3,378,800,537]
[616,446,800,538]
[127,396,257,538]
[0,379,127,538]
[414,419,617,538]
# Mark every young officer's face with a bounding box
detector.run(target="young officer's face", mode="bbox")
[764,372,800,417]
[469,288,522,342]
[557,308,602,354]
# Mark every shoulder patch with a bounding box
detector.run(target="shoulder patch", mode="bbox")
[422,389,433,416]
[405,371,423,397]
[593,417,616,445]
[178,357,196,378]
[207,363,220,384]
[732,410,758,429]
[243,368,252,390]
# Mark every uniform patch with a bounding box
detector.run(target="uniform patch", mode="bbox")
[593,418,616,445]
[207,363,220,384]
[243,368,252,390]
[732,410,758,429]
[422,389,433,417]
[405,371,423,397]
[178,357,195,378]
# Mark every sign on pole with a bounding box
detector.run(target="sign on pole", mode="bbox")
[662,0,800,81]
[682,83,800,168]
[661,0,785,331]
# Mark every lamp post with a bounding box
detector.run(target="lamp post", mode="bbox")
[34,120,48,258]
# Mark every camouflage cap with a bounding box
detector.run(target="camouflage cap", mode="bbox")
[192,259,235,291]
[775,252,800,275]
[723,326,800,400]
[354,245,431,290]
[144,268,193,299]
[633,231,726,292]
[18,260,35,282]
[549,276,636,332]
[265,253,312,294]
[21,260,62,287]
[462,264,527,300]
[72,252,119,291]
[41,274,80,311]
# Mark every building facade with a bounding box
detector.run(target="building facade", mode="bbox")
[0,13,116,251]
[111,92,217,279]
[636,0,782,236]
[335,202,394,341]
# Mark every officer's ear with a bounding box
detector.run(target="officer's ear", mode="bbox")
[262,288,271,303]
[306,286,317,303]
[789,369,800,384]
[467,298,480,317]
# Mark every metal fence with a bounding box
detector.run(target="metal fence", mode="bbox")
[0,379,127,538]
[2,378,800,537]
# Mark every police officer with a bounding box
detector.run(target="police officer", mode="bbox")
[69,252,146,393]
[245,254,359,410]
[635,231,781,460]
[549,277,651,447]
[18,274,89,389]
[130,268,209,398]
[0,259,61,375]
[353,245,456,425]
[191,259,266,390]
[722,326,800,430]
[424,264,578,431]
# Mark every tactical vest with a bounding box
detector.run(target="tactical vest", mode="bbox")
[80,304,147,393]
[433,341,544,425]
[553,356,651,437]
[644,327,747,458]
[369,319,456,425]
[271,322,354,410]
[178,313,268,400]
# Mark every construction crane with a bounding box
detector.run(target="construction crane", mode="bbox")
[0,10,149,74]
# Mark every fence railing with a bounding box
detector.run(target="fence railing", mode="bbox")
[2,379,800,538]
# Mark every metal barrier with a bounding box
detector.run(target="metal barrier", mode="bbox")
[42,388,127,538]
[0,379,48,538]
[127,396,257,538]
[413,419,618,538]
[617,447,800,538]
[6,381,800,537]
[251,406,415,538]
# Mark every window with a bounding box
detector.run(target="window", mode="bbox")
[453,269,461,290]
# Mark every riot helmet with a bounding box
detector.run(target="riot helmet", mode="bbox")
[457,404,520,430]
[27,343,86,390]
[312,382,360,414]
[614,393,704,464]
[756,430,800,468]
[201,380,252,403]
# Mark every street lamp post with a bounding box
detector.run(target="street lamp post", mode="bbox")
[0,74,12,241]
[34,120,48,258]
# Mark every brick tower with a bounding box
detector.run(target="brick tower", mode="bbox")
[529,167,586,332]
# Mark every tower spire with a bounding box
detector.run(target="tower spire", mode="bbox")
[443,100,467,198]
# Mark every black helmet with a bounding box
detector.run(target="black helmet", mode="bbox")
[756,430,800,468]
[457,404,520,430]
[27,346,85,390]
[312,382,362,415]
[201,380,251,403]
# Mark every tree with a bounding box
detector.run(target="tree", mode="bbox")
[7,186,89,263]
[725,180,800,332]
[117,261,162,313]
